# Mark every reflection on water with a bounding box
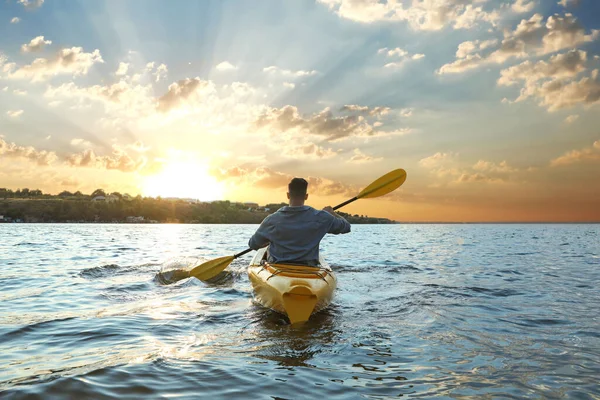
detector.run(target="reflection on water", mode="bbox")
[1,224,599,398]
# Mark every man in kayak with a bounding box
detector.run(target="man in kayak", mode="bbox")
[248,177,351,266]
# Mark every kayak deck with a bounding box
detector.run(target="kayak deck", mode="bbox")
[248,247,336,324]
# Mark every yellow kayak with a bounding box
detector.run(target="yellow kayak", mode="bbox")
[248,247,336,324]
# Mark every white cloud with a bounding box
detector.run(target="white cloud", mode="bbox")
[420,152,517,183]
[115,62,129,76]
[497,49,587,86]
[498,50,600,111]
[11,17,20,24]
[511,0,535,14]
[551,140,600,166]
[70,138,93,147]
[438,13,599,75]
[45,80,155,117]
[7,110,24,118]
[348,148,382,163]
[472,159,517,173]
[318,0,500,31]
[340,104,391,117]
[5,47,103,82]
[283,143,337,160]
[526,76,600,111]
[0,137,57,166]
[157,77,215,113]
[21,36,52,53]
[419,152,457,169]
[256,105,408,142]
[212,165,356,197]
[456,39,498,58]
[65,147,146,172]
[13,89,27,95]
[558,0,579,7]
[154,63,168,82]
[400,108,414,117]
[378,47,425,69]
[18,0,44,10]
[263,66,318,77]
[215,61,237,71]
[564,114,579,123]
[283,82,295,89]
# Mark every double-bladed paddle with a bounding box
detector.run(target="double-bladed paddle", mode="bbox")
[189,168,407,281]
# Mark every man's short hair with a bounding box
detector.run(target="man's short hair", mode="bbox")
[288,177,308,198]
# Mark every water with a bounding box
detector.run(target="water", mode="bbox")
[1,224,599,399]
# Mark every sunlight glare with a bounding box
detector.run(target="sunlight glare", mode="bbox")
[141,161,224,201]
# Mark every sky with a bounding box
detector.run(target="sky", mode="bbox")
[0,0,599,222]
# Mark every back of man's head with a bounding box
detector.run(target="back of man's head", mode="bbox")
[288,178,308,199]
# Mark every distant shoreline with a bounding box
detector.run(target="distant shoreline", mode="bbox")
[1,221,598,225]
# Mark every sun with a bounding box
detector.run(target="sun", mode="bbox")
[141,160,224,201]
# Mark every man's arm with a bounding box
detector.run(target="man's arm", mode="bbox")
[248,216,272,249]
[323,206,351,234]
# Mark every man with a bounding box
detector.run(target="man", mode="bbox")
[248,177,351,266]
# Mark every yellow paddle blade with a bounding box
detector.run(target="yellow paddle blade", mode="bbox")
[357,168,407,199]
[189,255,235,281]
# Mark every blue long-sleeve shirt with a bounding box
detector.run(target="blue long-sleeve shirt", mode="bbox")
[248,205,351,265]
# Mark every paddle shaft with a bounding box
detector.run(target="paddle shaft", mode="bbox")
[332,196,357,211]
[234,248,253,258]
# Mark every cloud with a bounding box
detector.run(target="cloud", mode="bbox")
[551,140,600,166]
[11,17,20,24]
[45,80,155,117]
[511,0,535,14]
[157,77,214,112]
[472,159,517,173]
[0,137,57,166]
[18,0,44,10]
[282,143,337,160]
[438,13,599,74]
[5,47,103,82]
[400,108,414,117]
[318,0,499,31]
[115,62,129,76]
[564,114,579,123]
[255,105,408,142]
[283,82,295,89]
[419,152,456,169]
[21,36,52,53]
[13,89,27,95]
[65,147,146,172]
[498,50,600,111]
[212,165,355,196]
[154,64,168,82]
[498,49,587,86]
[60,176,81,187]
[420,152,517,183]
[558,0,579,7]
[348,148,382,163]
[6,110,24,118]
[340,104,391,117]
[455,39,498,58]
[263,66,318,77]
[378,47,425,68]
[216,61,237,71]
[70,138,94,147]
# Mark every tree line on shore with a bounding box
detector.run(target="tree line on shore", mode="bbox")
[0,188,396,224]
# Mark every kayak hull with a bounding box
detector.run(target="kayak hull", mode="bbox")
[248,247,336,324]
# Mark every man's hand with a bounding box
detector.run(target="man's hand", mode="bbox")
[323,206,336,216]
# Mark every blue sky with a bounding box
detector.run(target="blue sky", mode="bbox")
[1,0,599,221]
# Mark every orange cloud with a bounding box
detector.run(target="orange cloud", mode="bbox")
[551,140,600,166]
